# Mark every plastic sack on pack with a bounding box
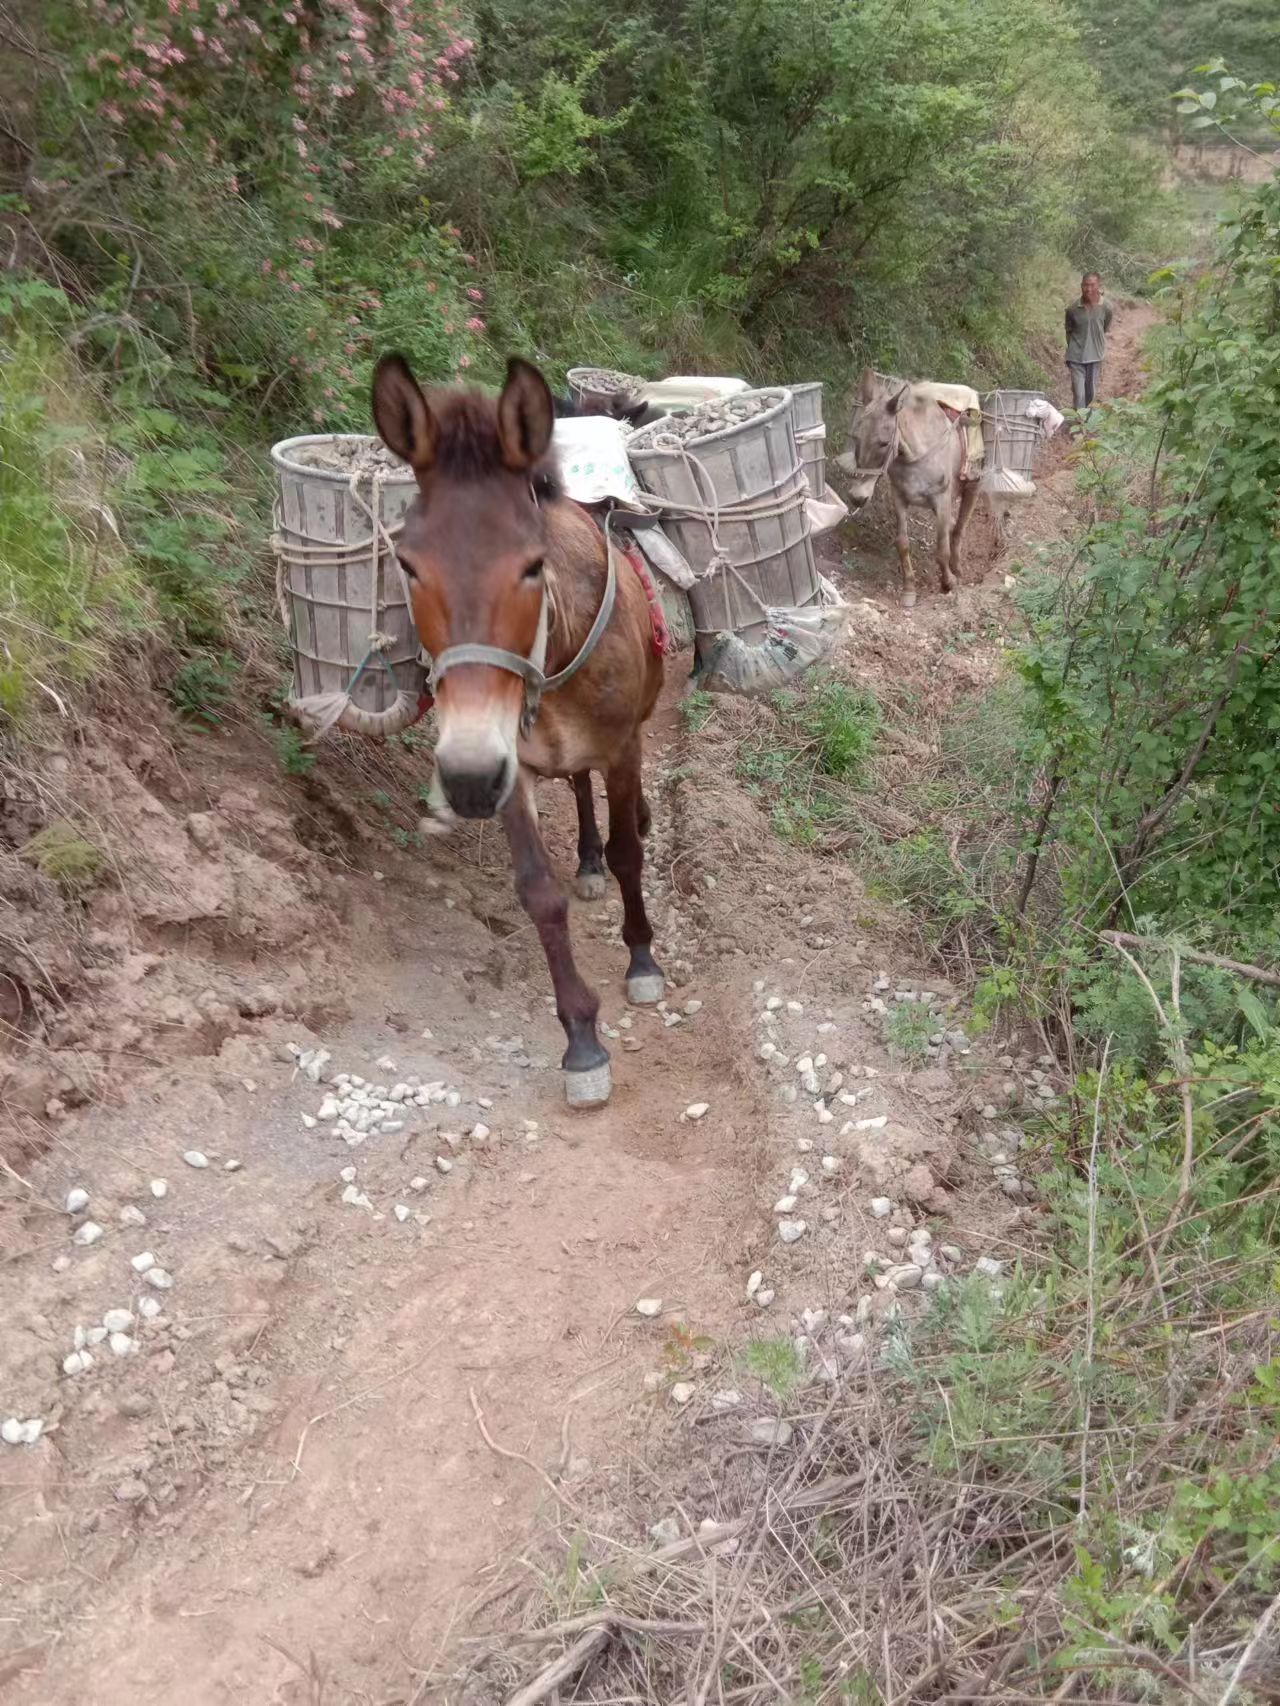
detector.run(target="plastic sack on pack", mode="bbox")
[552,416,648,507]
[806,482,849,536]
[698,576,848,696]
[981,465,1037,498]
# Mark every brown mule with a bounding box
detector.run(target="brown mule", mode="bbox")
[372,353,664,1108]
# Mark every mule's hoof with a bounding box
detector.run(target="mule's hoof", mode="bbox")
[900,590,917,610]
[574,870,607,901]
[417,813,455,840]
[626,973,666,1007]
[564,1061,612,1108]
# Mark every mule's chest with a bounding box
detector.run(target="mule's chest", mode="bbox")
[518,709,609,779]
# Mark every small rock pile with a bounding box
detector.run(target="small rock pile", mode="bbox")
[628,389,788,449]
[288,436,411,480]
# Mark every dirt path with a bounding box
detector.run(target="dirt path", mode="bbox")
[0,307,1153,1705]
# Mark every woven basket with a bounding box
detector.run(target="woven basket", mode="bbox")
[627,390,819,644]
[271,434,427,738]
[981,390,1046,478]
[787,380,826,495]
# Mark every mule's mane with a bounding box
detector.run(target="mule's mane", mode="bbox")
[425,386,561,498]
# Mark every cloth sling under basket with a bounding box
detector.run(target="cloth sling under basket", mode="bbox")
[273,467,427,740]
[901,381,986,479]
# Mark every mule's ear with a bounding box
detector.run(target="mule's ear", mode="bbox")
[859,366,879,404]
[497,357,555,471]
[887,384,910,416]
[372,354,437,472]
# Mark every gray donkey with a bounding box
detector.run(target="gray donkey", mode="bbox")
[836,368,981,608]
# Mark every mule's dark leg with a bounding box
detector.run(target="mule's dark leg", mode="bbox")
[889,481,916,609]
[605,739,664,1005]
[503,771,610,1107]
[637,791,652,839]
[950,479,980,581]
[570,771,607,900]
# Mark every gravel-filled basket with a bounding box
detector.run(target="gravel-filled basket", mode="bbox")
[271,434,427,739]
[626,389,819,642]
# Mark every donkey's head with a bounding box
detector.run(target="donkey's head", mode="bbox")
[836,367,908,511]
[373,353,557,820]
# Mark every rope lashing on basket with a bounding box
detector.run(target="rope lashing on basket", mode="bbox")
[632,432,812,586]
[272,468,430,740]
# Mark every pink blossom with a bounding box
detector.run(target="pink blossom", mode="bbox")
[457,355,470,368]
[465,317,484,332]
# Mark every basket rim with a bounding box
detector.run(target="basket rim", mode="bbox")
[627,387,796,457]
[270,432,417,485]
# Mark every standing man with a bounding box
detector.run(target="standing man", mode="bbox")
[1065,272,1113,412]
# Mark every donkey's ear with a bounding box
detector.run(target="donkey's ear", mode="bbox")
[372,354,437,472]
[859,366,879,404]
[887,384,910,417]
[497,357,555,471]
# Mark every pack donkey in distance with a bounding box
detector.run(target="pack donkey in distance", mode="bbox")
[837,368,981,608]
[372,353,664,1109]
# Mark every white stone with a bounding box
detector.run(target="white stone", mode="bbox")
[774,1195,798,1215]
[940,1244,963,1263]
[149,1178,168,1199]
[765,996,783,1011]
[102,1309,134,1333]
[130,1251,156,1273]
[138,1296,163,1320]
[62,1350,94,1376]
[65,1187,89,1215]
[1,1418,23,1445]
[788,1167,810,1192]
[821,1155,841,1174]
[854,1115,887,1131]
[975,1257,1004,1279]
[922,1271,946,1291]
[683,1102,709,1121]
[649,1516,682,1545]
[144,1267,175,1289]
[683,1000,703,1016]
[183,1151,209,1169]
[223,1159,243,1173]
[118,1205,147,1228]
[745,1270,763,1298]
[869,1197,893,1218]
[72,1221,104,1247]
[795,1137,814,1153]
[800,1308,828,1335]
[317,1096,340,1122]
[339,1165,357,1184]
[375,1055,397,1072]
[777,1219,807,1244]
[887,1227,908,1246]
[108,1332,134,1357]
[635,1298,663,1318]
[394,1205,411,1223]
[470,1123,491,1142]
[435,1156,453,1174]
[86,1326,107,1345]
[340,1185,373,1211]
[755,1288,776,1307]
[410,1176,429,1192]
[748,1418,793,1446]
[670,1381,695,1405]
[301,1114,317,1130]
[885,1264,923,1290]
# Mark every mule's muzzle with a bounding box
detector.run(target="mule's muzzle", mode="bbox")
[437,754,516,820]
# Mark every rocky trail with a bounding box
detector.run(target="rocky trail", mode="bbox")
[0,311,1153,1705]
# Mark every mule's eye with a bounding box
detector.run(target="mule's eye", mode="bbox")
[522,558,544,582]
[397,556,419,582]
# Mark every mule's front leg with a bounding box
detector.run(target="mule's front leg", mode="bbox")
[890,485,916,609]
[570,771,607,900]
[605,740,664,1006]
[503,772,610,1107]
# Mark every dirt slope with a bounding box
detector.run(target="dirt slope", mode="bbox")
[0,310,1152,1705]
